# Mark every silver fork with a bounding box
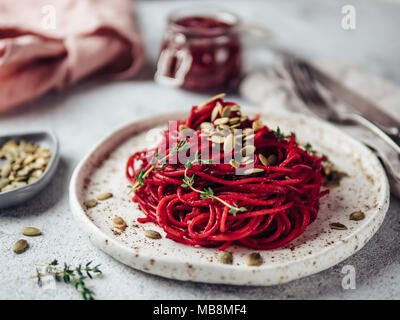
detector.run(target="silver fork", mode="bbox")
[282,54,400,194]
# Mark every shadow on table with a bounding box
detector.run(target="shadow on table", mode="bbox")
[0,157,70,218]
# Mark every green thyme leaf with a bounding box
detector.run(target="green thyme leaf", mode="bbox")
[33,260,102,300]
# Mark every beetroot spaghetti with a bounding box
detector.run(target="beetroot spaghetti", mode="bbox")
[126,94,329,250]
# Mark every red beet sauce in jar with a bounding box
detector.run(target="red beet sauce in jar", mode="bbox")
[155,8,242,91]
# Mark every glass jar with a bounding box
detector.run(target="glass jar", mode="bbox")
[155,7,242,91]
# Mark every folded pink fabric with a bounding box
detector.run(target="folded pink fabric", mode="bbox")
[0,0,145,112]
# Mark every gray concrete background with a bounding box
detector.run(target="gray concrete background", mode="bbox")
[0,0,399,299]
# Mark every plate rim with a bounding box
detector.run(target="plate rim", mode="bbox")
[69,108,390,286]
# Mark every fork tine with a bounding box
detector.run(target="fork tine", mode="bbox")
[285,56,328,108]
[284,57,311,103]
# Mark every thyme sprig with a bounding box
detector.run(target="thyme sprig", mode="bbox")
[181,152,247,216]
[130,139,191,192]
[32,260,101,300]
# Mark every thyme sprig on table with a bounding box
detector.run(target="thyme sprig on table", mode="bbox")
[181,152,247,216]
[32,260,101,300]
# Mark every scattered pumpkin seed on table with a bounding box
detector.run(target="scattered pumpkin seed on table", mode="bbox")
[21,227,42,236]
[13,239,28,254]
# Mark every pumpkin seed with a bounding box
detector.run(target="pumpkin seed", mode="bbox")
[214,117,229,125]
[350,211,365,221]
[97,192,113,201]
[329,222,347,230]
[258,154,269,166]
[2,184,15,192]
[12,161,22,171]
[12,181,27,188]
[229,159,240,168]
[113,216,127,230]
[244,168,264,175]
[21,141,37,153]
[219,251,233,264]
[211,104,222,121]
[23,154,35,166]
[223,134,234,154]
[198,93,226,109]
[230,123,241,129]
[13,239,28,254]
[1,162,11,178]
[38,151,51,159]
[230,105,241,112]
[252,119,264,132]
[1,140,18,153]
[32,158,47,169]
[17,166,32,177]
[244,134,255,141]
[28,176,38,184]
[15,175,28,182]
[0,178,9,189]
[229,117,240,124]
[267,154,277,166]
[241,145,256,156]
[21,227,42,236]
[247,252,263,266]
[221,106,231,118]
[84,199,98,209]
[144,230,162,239]
[31,169,43,178]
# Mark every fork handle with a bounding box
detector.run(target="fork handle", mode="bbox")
[347,113,400,155]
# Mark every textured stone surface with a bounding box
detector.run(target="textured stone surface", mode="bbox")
[0,0,399,299]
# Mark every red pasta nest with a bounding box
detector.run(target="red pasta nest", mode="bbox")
[126,95,329,250]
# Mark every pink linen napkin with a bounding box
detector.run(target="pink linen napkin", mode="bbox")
[0,0,145,112]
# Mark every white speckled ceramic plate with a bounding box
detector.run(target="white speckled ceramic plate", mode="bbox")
[69,109,389,286]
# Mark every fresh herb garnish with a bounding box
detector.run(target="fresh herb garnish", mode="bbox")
[32,260,102,300]
[181,155,247,215]
[130,139,191,192]
[272,126,285,141]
